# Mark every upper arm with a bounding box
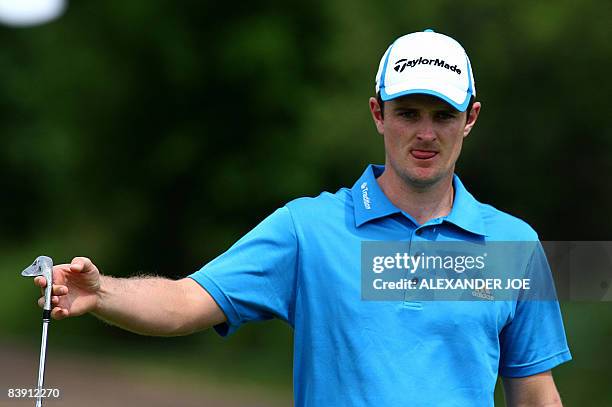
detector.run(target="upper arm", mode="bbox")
[498,243,570,406]
[498,243,571,377]
[175,277,226,334]
[502,371,563,407]
[188,206,299,336]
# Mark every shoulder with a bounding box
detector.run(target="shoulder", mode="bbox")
[477,202,539,241]
[248,188,352,239]
[285,187,352,216]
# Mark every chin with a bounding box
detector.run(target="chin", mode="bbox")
[401,168,447,189]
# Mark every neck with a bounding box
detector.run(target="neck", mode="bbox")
[377,168,454,226]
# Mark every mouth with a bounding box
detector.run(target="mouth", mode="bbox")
[410,149,438,160]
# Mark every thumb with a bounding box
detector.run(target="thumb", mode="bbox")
[69,257,96,273]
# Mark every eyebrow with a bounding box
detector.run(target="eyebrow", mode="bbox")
[390,97,457,111]
[391,104,459,113]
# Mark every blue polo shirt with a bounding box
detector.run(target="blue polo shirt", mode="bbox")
[189,164,571,407]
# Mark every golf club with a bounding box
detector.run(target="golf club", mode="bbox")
[21,255,54,407]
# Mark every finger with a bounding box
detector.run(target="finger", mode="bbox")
[70,257,94,273]
[37,296,59,307]
[52,264,71,277]
[51,307,68,320]
[34,276,47,288]
[52,284,68,296]
[34,277,47,298]
[35,280,68,296]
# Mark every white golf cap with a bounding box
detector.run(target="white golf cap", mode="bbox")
[375,29,476,112]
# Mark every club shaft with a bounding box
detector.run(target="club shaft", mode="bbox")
[44,282,52,311]
[36,319,49,407]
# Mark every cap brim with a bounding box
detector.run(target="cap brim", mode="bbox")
[380,77,472,112]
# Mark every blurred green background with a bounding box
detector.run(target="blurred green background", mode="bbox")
[1,0,611,405]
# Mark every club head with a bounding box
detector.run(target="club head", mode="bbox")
[22,256,54,283]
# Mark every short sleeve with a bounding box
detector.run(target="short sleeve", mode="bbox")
[498,243,572,377]
[189,206,298,336]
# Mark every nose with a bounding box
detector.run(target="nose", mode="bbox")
[415,117,437,141]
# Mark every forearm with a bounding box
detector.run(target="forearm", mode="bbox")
[503,372,563,407]
[92,275,202,336]
[506,400,562,407]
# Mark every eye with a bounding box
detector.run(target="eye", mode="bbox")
[398,110,419,120]
[435,111,457,121]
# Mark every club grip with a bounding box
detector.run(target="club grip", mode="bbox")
[42,309,51,322]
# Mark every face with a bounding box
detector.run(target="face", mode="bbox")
[369,94,481,189]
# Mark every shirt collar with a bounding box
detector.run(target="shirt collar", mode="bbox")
[351,164,401,227]
[351,164,487,236]
[446,174,487,236]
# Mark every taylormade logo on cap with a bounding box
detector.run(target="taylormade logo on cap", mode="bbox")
[393,57,462,75]
[375,29,476,112]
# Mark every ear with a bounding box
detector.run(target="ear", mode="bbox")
[369,97,385,135]
[463,101,481,138]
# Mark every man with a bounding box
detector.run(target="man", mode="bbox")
[34,29,571,406]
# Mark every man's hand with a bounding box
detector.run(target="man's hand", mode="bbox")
[34,257,101,320]
[502,371,563,407]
